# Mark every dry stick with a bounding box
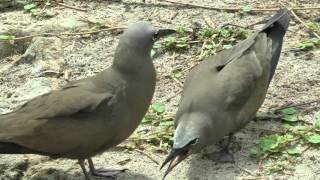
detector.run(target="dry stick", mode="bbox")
[134,149,160,165]
[1,27,126,41]
[0,57,24,75]
[248,126,284,134]
[57,2,87,12]
[157,0,320,12]
[274,99,320,112]
[235,163,257,177]
[162,89,182,103]
[290,10,320,38]
[203,15,215,29]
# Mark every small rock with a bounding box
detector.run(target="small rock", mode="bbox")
[10,77,60,104]
[25,18,89,34]
[19,37,64,74]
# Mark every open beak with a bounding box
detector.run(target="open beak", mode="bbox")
[157,29,176,38]
[160,148,192,180]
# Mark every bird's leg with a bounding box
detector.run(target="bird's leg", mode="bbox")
[78,159,91,180]
[205,134,235,163]
[88,158,127,178]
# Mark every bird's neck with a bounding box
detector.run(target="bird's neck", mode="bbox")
[112,41,153,74]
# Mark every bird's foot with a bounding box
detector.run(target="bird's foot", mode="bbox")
[205,149,235,163]
[90,166,128,178]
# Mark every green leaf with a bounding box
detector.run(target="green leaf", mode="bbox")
[0,35,13,40]
[223,44,233,49]
[280,107,298,115]
[202,28,214,38]
[205,44,214,49]
[174,71,182,79]
[314,120,320,131]
[256,111,278,120]
[219,29,231,38]
[243,4,253,12]
[294,125,307,131]
[298,42,315,49]
[153,43,161,49]
[282,114,300,122]
[176,26,187,33]
[159,120,174,127]
[30,8,41,16]
[260,135,281,152]
[283,134,294,141]
[151,49,156,57]
[24,3,36,11]
[286,148,301,155]
[308,135,320,144]
[249,148,261,158]
[282,124,293,130]
[311,38,320,45]
[151,102,166,114]
[176,43,188,48]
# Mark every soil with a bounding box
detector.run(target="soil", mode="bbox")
[0,0,319,180]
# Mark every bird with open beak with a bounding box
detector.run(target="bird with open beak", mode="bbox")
[161,9,290,179]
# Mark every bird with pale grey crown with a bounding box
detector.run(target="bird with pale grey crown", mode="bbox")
[161,9,290,179]
[0,22,175,180]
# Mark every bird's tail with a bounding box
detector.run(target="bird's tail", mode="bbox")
[0,142,37,154]
[260,9,290,83]
[0,142,46,155]
[0,142,58,157]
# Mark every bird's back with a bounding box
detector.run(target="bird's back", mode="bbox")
[176,9,290,141]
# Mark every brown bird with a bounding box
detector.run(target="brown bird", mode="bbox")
[0,22,175,179]
[161,9,290,179]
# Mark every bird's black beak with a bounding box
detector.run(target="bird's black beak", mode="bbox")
[160,148,192,180]
[157,29,176,38]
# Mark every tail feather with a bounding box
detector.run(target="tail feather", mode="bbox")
[0,142,60,157]
[260,9,290,83]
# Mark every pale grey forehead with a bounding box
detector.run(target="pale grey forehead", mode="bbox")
[126,21,156,34]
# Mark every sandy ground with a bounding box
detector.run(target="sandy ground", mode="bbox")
[0,0,320,180]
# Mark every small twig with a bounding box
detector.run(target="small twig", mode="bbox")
[274,99,320,112]
[168,53,184,88]
[220,23,248,29]
[236,164,257,176]
[290,10,320,38]
[248,126,284,134]
[134,149,159,165]
[57,2,87,12]
[0,57,23,75]
[203,15,215,29]
[0,27,126,41]
[63,69,71,81]
[158,0,320,12]
[301,145,311,153]
[162,89,182,103]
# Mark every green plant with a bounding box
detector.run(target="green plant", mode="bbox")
[23,2,50,17]
[176,26,188,34]
[164,36,188,50]
[243,4,253,13]
[252,108,320,174]
[298,38,320,50]
[131,102,175,152]
[306,22,320,32]
[0,35,15,44]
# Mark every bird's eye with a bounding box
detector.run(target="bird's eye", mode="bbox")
[153,30,159,40]
[189,138,198,146]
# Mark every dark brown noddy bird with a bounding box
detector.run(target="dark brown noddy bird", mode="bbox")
[161,9,290,179]
[0,22,175,179]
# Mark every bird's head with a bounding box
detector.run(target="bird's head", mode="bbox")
[121,21,176,54]
[160,113,212,180]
